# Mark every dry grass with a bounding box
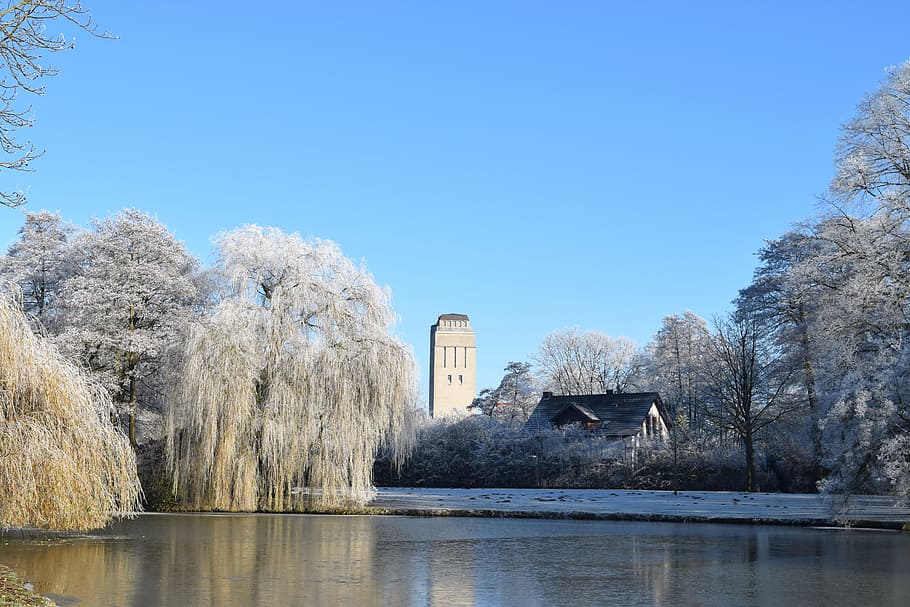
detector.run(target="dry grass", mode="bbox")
[0,292,141,531]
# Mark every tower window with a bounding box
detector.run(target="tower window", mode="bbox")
[447,374,452,385]
[458,375,463,385]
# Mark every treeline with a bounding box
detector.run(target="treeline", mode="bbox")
[648,61,910,499]
[375,416,811,493]
[445,61,910,499]
[0,215,417,528]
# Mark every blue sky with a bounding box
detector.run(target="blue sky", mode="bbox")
[1,1,909,407]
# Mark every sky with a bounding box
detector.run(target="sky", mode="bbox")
[1,1,909,408]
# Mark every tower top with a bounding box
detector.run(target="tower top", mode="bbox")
[438,313,469,321]
[433,313,472,331]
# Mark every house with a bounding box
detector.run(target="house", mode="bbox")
[524,391,671,444]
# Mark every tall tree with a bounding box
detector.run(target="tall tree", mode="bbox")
[0,209,74,329]
[807,60,910,498]
[796,214,910,497]
[168,226,417,511]
[736,230,825,475]
[0,1,110,206]
[534,328,643,395]
[702,313,800,492]
[57,209,200,449]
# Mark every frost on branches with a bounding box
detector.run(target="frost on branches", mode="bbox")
[0,210,74,330]
[56,209,200,449]
[168,226,417,511]
[807,60,910,499]
[534,328,644,395]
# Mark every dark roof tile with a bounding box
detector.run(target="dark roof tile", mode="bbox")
[525,392,668,437]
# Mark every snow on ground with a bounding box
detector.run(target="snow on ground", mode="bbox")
[369,488,910,528]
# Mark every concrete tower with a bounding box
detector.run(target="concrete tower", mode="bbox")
[429,313,476,417]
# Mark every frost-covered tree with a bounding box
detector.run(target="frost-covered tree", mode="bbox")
[470,361,540,422]
[793,214,910,497]
[0,1,110,206]
[0,291,140,530]
[646,312,710,427]
[831,59,910,217]
[534,328,643,395]
[168,225,417,511]
[0,209,75,329]
[57,209,200,448]
[794,61,910,499]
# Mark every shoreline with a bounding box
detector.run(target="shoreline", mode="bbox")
[366,487,910,530]
[0,565,54,607]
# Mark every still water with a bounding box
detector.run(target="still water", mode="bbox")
[1,514,908,607]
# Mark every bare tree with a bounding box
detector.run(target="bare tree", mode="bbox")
[702,313,799,492]
[0,1,110,207]
[535,328,643,395]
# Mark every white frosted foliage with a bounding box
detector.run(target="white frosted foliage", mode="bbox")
[535,328,643,395]
[168,226,417,511]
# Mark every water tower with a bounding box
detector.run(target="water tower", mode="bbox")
[429,313,476,417]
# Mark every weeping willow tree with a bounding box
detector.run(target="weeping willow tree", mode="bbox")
[168,226,417,511]
[0,291,141,531]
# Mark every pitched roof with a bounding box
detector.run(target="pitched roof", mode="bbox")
[559,403,600,422]
[525,392,668,438]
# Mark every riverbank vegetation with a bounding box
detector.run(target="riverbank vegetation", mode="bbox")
[0,564,53,607]
[374,415,814,493]
[0,293,140,531]
[1,217,419,522]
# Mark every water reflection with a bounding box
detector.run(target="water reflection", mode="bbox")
[1,515,908,606]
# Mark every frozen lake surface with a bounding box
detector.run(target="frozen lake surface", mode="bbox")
[370,487,910,527]
[1,512,909,606]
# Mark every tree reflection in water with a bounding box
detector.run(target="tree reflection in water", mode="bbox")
[1,515,908,607]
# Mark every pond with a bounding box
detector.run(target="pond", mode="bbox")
[1,514,908,606]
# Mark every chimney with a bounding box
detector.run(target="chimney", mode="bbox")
[542,391,553,399]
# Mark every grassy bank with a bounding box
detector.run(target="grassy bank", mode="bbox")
[0,565,53,607]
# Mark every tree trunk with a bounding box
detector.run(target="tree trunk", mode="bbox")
[128,373,137,450]
[744,428,756,492]
[798,313,822,483]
